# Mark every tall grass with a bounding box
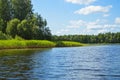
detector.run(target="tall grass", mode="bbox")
[25,40,56,48]
[55,41,86,47]
[0,40,86,50]
[0,40,55,49]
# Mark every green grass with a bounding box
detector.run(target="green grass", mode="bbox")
[0,40,86,50]
[0,40,55,49]
[55,41,86,47]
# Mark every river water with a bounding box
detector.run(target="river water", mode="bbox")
[0,45,120,80]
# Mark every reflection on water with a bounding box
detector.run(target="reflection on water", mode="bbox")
[0,45,120,80]
[0,49,50,80]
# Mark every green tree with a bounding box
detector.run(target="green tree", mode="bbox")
[0,31,12,40]
[44,27,52,40]
[0,0,11,32]
[0,18,4,31]
[11,0,33,20]
[26,14,51,40]
[0,0,52,40]
[17,20,33,39]
[6,18,20,38]
[35,14,52,40]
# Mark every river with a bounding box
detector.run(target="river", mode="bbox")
[0,45,120,80]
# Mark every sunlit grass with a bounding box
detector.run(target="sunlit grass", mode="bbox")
[0,40,55,49]
[55,41,86,47]
[0,40,86,50]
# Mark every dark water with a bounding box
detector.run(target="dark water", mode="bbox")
[0,45,120,80]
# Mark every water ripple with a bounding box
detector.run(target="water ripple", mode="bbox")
[0,45,120,80]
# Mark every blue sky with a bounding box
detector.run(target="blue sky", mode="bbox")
[32,0,120,35]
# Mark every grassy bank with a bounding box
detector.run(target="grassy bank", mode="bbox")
[0,40,86,50]
[0,40,55,49]
[55,41,86,47]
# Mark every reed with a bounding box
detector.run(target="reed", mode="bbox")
[0,40,55,49]
[0,40,86,50]
[55,41,86,47]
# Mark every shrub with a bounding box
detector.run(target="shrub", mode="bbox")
[0,31,12,40]
[15,35,24,40]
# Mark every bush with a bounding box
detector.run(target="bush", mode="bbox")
[15,35,24,40]
[0,31,12,40]
[55,41,65,47]
[6,19,20,38]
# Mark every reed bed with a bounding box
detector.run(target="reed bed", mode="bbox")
[0,40,55,49]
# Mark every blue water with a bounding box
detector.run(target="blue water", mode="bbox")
[0,45,120,80]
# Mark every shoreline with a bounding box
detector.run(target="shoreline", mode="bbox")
[0,40,85,50]
[1,40,119,50]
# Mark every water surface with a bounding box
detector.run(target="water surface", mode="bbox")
[0,45,120,80]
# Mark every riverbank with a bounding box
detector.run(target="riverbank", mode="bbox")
[0,40,86,50]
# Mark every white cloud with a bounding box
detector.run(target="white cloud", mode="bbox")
[56,29,70,35]
[98,24,120,33]
[86,24,120,34]
[103,14,110,17]
[67,19,104,29]
[66,19,120,34]
[115,17,120,24]
[65,0,96,5]
[55,18,120,35]
[67,20,86,28]
[98,29,108,33]
[74,5,112,15]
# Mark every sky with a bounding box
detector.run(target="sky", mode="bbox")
[32,0,120,35]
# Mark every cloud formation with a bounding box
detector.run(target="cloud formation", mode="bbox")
[56,29,70,35]
[67,20,86,28]
[66,19,120,34]
[65,0,96,5]
[103,14,110,17]
[115,17,120,24]
[74,5,112,15]
[67,19,102,29]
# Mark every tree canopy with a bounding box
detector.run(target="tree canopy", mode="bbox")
[0,0,52,40]
[52,32,120,43]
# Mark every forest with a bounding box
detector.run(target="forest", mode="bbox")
[52,32,120,43]
[0,0,51,40]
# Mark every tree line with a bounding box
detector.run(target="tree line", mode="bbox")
[0,0,51,40]
[52,32,120,43]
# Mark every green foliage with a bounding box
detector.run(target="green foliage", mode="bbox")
[0,0,11,32]
[15,35,24,40]
[0,40,86,49]
[0,40,26,49]
[52,32,120,43]
[44,27,52,40]
[0,31,12,40]
[25,40,55,48]
[0,0,52,40]
[32,14,52,40]
[55,41,65,47]
[17,20,33,39]
[62,41,85,47]
[0,40,55,49]
[0,0,11,21]
[11,0,33,20]
[6,18,20,38]
[0,18,4,31]
[55,41,85,47]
